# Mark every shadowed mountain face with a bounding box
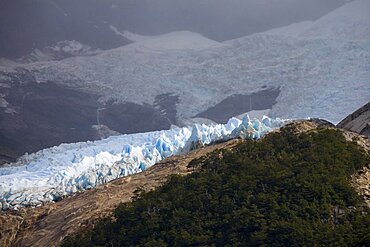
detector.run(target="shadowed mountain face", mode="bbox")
[0,74,174,165]
[337,102,370,138]
[0,79,98,165]
[0,0,345,59]
[0,0,130,59]
[195,88,280,123]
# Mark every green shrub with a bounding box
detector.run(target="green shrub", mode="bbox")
[62,129,370,247]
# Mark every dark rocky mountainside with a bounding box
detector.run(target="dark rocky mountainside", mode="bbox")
[0,71,174,165]
[337,102,370,138]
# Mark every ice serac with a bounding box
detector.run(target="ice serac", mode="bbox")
[0,116,286,210]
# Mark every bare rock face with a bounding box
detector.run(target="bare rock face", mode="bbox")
[0,214,23,247]
[337,102,370,138]
[0,74,173,166]
[337,103,370,207]
[352,167,370,207]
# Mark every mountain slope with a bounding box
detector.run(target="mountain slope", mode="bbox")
[62,123,370,246]
[0,0,345,59]
[120,31,222,51]
[1,119,369,247]
[2,0,368,123]
[301,0,370,40]
[0,0,369,165]
[267,0,370,41]
[337,102,370,137]
[0,140,240,247]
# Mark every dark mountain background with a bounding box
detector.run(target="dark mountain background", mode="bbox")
[0,0,346,59]
[0,0,350,165]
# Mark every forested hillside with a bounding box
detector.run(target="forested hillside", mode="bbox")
[63,126,370,246]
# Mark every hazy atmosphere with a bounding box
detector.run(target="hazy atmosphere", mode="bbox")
[0,0,347,58]
[0,1,369,246]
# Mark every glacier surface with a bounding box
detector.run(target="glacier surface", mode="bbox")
[0,115,286,210]
[0,0,369,125]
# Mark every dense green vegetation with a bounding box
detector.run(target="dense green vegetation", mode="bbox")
[63,127,370,246]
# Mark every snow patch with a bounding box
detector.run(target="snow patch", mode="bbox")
[266,0,370,41]
[0,58,18,69]
[121,30,222,51]
[302,0,370,41]
[265,21,314,37]
[1,0,369,125]
[0,97,8,108]
[109,27,151,43]
[18,40,101,63]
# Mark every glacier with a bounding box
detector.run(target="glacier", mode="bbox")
[0,0,369,210]
[0,115,286,210]
[1,0,370,125]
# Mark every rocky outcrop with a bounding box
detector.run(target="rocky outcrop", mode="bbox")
[352,167,370,207]
[337,102,370,138]
[336,103,370,207]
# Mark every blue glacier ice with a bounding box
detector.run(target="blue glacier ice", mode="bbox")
[0,115,287,210]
